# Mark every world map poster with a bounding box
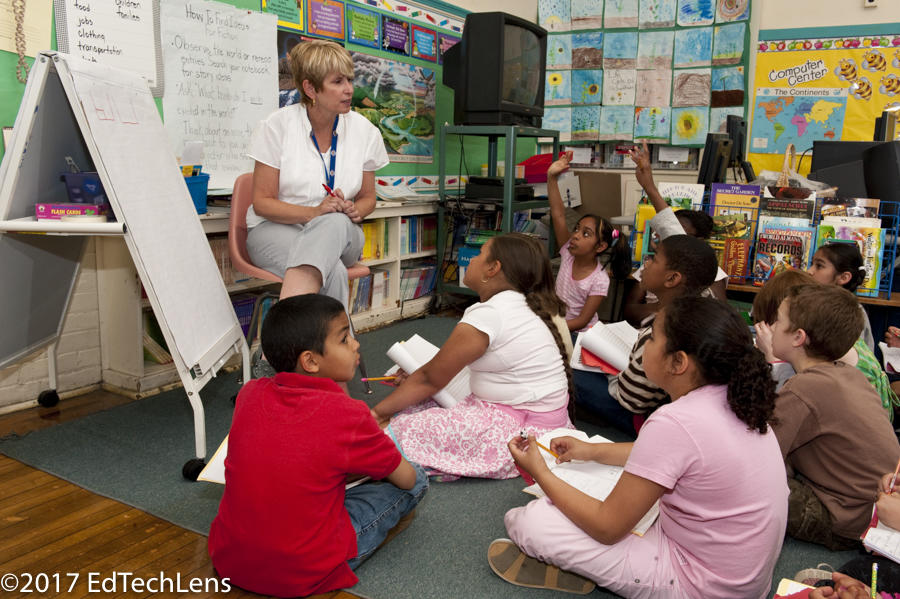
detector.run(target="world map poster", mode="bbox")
[752,88,848,155]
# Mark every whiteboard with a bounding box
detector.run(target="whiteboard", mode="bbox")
[54,0,164,96]
[59,54,239,369]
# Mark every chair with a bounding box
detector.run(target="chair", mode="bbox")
[228,173,374,392]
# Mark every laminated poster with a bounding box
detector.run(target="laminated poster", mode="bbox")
[571,0,605,30]
[572,106,601,140]
[639,0,676,29]
[673,68,711,106]
[677,0,714,27]
[540,0,571,32]
[599,105,635,140]
[671,106,709,145]
[673,27,713,68]
[636,69,672,106]
[437,33,460,65]
[573,32,603,69]
[546,71,573,105]
[638,30,675,69]
[347,4,380,49]
[712,22,745,65]
[634,106,671,142]
[263,0,301,29]
[548,34,573,70]
[604,31,639,69]
[410,25,437,62]
[605,0,639,28]
[572,70,603,105]
[711,65,745,106]
[382,15,410,56]
[716,0,750,23]
[603,69,637,105]
[543,107,573,141]
[307,0,345,41]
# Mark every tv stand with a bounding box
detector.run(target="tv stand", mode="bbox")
[458,113,542,128]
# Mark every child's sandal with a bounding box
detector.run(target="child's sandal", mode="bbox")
[487,538,595,595]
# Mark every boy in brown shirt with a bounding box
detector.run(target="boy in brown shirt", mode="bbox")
[765,285,900,550]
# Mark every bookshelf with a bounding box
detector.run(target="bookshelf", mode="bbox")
[98,201,438,396]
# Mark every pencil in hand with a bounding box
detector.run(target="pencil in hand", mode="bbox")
[519,430,559,459]
[360,376,398,382]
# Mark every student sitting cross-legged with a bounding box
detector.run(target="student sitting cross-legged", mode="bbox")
[208,294,428,598]
[766,284,900,550]
[572,234,718,437]
[490,297,787,599]
[370,232,575,480]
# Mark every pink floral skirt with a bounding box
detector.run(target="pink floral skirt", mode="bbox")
[387,394,573,481]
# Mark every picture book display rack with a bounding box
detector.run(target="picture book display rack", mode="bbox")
[0,51,249,480]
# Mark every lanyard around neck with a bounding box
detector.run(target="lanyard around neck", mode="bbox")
[310,115,339,190]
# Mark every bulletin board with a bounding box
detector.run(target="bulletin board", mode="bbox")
[540,0,752,146]
[748,25,900,177]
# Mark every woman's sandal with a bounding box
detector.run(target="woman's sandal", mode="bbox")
[487,538,595,595]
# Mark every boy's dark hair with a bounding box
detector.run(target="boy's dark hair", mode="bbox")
[662,296,776,433]
[752,269,818,325]
[657,234,718,294]
[675,209,714,239]
[578,214,632,280]
[818,242,865,292]
[261,294,346,373]
[786,285,864,361]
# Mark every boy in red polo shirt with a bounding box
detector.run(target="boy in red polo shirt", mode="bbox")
[209,294,428,597]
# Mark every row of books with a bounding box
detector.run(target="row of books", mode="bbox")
[349,268,390,315]
[400,215,437,255]
[360,220,390,261]
[400,261,437,301]
[208,236,252,286]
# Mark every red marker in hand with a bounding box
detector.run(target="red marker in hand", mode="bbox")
[322,183,337,197]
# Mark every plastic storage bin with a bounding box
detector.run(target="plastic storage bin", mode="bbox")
[231,294,257,337]
[60,172,107,204]
[185,173,210,214]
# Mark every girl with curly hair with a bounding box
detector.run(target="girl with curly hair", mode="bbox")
[491,296,787,599]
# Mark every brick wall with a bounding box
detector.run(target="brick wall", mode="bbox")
[0,240,102,412]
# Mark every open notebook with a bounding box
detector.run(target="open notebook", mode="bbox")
[386,334,471,408]
[578,321,640,373]
[522,428,660,536]
[862,508,900,564]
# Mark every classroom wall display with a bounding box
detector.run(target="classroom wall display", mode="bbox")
[636,69,672,106]
[351,52,434,162]
[715,0,749,24]
[677,0,714,27]
[546,70,573,105]
[634,106,671,142]
[673,68,711,106]
[548,34,574,69]
[599,105,635,140]
[640,0,676,30]
[382,14,410,55]
[572,70,603,105]
[540,0,572,33]
[437,33,459,65]
[674,27,713,68]
[571,0,604,30]
[262,0,303,31]
[410,24,437,62]
[307,0,346,41]
[544,107,573,140]
[711,65,744,106]
[605,0,639,29]
[573,105,601,140]
[160,0,277,188]
[54,0,163,95]
[604,31,639,69]
[671,106,709,144]
[749,27,900,175]
[573,31,603,68]
[638,31,675,69]
[347,4,381,49]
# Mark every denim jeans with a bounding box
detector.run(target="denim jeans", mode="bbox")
[346,462,429,569]
[573,370,638,437]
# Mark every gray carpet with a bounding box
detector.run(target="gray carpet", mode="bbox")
[0,314,860,598]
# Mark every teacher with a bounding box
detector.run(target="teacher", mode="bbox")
[246,39,389,306]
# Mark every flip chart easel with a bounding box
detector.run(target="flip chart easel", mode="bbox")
[0,51,250,480]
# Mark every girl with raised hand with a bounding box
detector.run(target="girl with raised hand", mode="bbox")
[491,296,787,599]
[546,152,631,332]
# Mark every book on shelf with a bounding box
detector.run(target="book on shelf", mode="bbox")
[757,218,817,270]
[361,219,389,260]
[711,213,751,240]
[818,197,880,219]
[386,334,470,408]
[656,181,705,210]
[521,428,660,537]
[710,183,761,238]
[579,321,640,373]
[815,219,886,297]
[753,234,805,287]
[723,238,751,284]
[759,194,816,221]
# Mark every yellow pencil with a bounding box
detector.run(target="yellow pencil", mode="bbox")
[889,456,900,494]
[360,376,398,382]
[520,431,559,459]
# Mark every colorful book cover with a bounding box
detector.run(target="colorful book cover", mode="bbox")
[758,221,816,270]
[819,197,880,219]
[709,238,725,269]
[633,203,658,262]
[815,224,886,297]
[710,183,761,237]
[753,234,804,286]
[724,238,750,284]
[657,181,705,210]
[711,213,750,240]
[759,195,815,222]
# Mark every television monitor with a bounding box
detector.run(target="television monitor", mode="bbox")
[697,133,731,189]
[863,141,900,224]
[809,140,883,198]
[725,114,747,165]
[442,12,547,127]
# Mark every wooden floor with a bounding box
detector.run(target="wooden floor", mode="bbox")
[0,391,361,599]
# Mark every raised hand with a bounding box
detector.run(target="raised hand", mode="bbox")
[547,151,572,179]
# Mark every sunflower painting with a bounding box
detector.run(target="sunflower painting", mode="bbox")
[545,70,572,105]
[671,107,709,145]
[573,70,603,105]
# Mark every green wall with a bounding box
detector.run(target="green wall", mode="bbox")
[0,1,534,178]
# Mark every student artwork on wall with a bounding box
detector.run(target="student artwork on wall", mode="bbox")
[712,22,745,65]
[540,0,571,32]
[437,33,460,65]
[634,106,671,142]
[572,106,601,140]
[571,0,604,30]
[605,0,639,29]
[572,32,603,68]
[262,0,302,31]
[673,27,713,68]
[676,0,714,27]
[548,34,573,70]
[410,25,437,62]
[711,65,744,106]
[599,105,635,140]
[638,31,675,69]
[543,107,573,141]
[716,0,750,23]
[603,69,637,105]
[307,0,345,41]
[710,106,743,133]
[546,71,573,105]
[347,4,380,49]
[671,106,709,145]
[350,52,435,162]
[382,15,410,56]
[639,0,676,30]
[673,68,711,106]
[636,69,672,106]
[572,70,603,105]
[604,32,639,69]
